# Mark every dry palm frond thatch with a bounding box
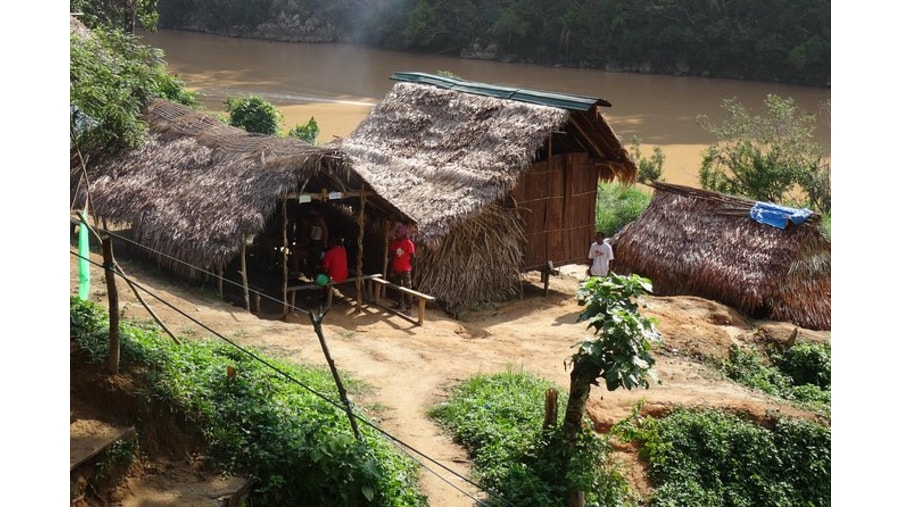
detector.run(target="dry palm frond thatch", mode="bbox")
[612,182,830,330]
[74,100,399,277]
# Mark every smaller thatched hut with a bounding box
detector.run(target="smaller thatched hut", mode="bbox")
[612,182,830,330]
[73,99,409,313]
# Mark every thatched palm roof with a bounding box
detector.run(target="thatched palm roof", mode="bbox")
[340,78,636,244]
[75,99,406,276]
[612,182,830,330]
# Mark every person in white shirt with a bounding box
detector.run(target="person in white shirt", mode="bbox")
[587,231,614,277]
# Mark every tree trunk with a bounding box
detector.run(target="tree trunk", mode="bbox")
[563,367,593,443]
[562,364,596,507]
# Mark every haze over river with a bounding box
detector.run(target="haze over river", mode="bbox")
[141,29,831,187]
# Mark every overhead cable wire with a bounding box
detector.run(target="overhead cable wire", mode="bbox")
[70,249,505,506]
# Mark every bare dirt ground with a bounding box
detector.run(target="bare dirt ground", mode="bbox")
[70,248,830,506]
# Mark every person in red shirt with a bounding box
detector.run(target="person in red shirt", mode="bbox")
[389,224,415,311]
[321,237,348,284]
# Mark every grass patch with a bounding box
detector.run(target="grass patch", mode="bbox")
[429,368,636,506]
[615,407,830,506]
[70,296,425,506]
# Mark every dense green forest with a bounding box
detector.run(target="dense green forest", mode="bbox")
[156,0,830,87]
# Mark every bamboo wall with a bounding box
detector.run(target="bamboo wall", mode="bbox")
[510,152,600,271]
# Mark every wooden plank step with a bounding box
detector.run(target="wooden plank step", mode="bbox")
[70,420,135,471]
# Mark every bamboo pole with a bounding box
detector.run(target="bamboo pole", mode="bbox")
[102,237,120,375]
[241,242,250,312]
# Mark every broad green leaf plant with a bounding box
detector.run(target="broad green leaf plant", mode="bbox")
[572,273,661,391]
[564,274,661,442]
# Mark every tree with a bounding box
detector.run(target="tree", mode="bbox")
[71,0,160,33]
[629,136,665,184]
[697,94,830,213]
[224,95,283,135]
[70,24,196,153]
[564,273,661,505]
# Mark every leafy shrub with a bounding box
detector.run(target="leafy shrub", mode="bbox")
[429,369,635,506]
[623,408,830,507]
[225,95,283,135]
[721,343,830,413]
[594,182,651,236]
[70,297,425,506]
[773,341,831,389]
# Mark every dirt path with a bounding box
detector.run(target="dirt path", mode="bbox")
[70,251,828,505]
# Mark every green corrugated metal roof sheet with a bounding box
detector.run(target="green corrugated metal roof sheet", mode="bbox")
[390,71,611,111]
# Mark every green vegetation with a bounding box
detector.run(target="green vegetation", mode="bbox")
[158,0,829,86]
[615,408,830,506]
[721,341,831,415]
[223,94,321,142]
[594,182,652,236]
[70,25,196,153]
[287,116,321,144]
[70,297,425,506]
[93,437,138,482]
[224,95,284,135]
[428,369,636,506]
[73,0,161,33]
[563,273,660,501]
[698,95,831,215]
[630,137,665,185]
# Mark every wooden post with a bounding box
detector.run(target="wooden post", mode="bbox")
[355,188,366,312]
[543,388,558,430]
[102,237,120,375]
[381,224,391,301]
[282,199,289,317]
[217,267,224,299]
[241,242,250,312]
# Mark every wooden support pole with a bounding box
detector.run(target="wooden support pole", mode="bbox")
[381,224,391,301]
[308,311,361,441]
[355,188,366,312]
[102,237,120,375]
[241,242,250,312]
[217,267,224,299]
[282,199,289,318]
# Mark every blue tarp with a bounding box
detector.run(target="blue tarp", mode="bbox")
[749,202,813,229]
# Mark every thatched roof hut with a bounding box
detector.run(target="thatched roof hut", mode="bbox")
[73,99,409,311]
[612,182,830,330]
[340,72,637,306]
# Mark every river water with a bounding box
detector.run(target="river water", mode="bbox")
[140,29,831,187]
